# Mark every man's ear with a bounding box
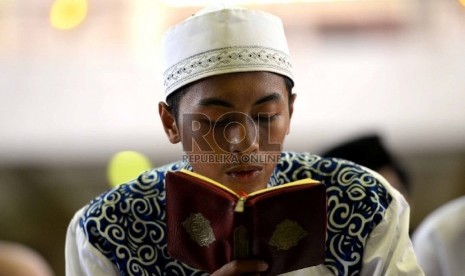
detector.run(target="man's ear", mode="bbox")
[287,93,297,134]
[158,102,181,144]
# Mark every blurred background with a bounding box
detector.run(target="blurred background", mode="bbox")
[1,0,464,274]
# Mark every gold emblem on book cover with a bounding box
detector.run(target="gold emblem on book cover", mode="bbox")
[182,213,216,247]
[269,219,308,250]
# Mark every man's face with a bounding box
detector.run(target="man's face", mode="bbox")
[164,71,294,194]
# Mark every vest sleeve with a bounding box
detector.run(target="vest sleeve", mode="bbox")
[360,170,424,276]
[65,207,119,276]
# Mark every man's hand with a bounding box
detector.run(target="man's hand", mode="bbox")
[211,260,268,276]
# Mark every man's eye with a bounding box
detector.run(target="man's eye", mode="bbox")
[198,119,212,126]
[255,114,278,122]
[213,119,229,127]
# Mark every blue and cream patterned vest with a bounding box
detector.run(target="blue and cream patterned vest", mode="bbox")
[80,152,392,275]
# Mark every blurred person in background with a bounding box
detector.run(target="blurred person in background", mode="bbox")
[321,134,411,203]
[0,241,54,276]
[412,195,465,276]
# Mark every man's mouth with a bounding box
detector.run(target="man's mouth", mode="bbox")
[226,165,263,182]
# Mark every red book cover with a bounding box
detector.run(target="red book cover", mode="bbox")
[166,169,327,275]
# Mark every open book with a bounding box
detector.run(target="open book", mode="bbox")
[166,169,327,275]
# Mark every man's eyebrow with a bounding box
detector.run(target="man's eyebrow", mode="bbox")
[197,92,283,108]
[253,92,282,106]
[197,97,234,108]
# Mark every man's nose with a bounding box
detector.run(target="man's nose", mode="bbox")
[224,118,258,154]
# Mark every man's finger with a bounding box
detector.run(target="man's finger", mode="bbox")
[211,260,268,275]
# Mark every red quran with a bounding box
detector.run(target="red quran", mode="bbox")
[166,169,327,276]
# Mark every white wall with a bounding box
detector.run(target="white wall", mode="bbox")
[1,0,464,165]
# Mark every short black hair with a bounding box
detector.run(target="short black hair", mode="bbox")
[166,75,294,122]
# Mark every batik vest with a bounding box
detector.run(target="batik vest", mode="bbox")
[80,152,392,275]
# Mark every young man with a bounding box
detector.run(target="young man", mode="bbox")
[66,6,423,275]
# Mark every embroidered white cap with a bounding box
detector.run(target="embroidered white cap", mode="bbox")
[162,6,294,99]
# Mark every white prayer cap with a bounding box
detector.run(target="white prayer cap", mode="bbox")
[162,5,294,99]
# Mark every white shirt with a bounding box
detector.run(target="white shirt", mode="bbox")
[412,196,465,276]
